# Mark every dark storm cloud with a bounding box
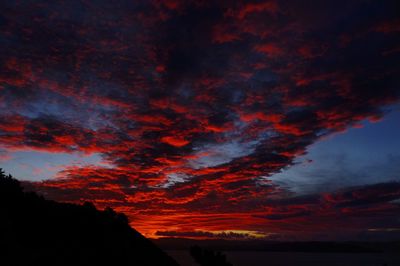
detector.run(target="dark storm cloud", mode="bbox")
[254,182,400,224]
[257,210,312,220]
[1,0,400,239]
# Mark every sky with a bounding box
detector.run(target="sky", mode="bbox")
[0,0,400,241]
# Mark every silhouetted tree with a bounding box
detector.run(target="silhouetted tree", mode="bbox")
[190,245,233,266]
[0,168,23,198]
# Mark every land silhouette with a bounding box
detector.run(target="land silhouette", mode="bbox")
[0,169,179,266]
[2,169,398,266]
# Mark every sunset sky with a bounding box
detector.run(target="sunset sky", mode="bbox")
[1,0,400,241]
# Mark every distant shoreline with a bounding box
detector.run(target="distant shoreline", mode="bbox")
[154,238,400,253]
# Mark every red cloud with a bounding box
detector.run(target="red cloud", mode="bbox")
[254,43,283,57]
[161,136,190,147]
[237,1,279,19]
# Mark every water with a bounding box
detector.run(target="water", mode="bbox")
[167,250,400,266]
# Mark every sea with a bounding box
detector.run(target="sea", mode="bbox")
[166,250,400,266]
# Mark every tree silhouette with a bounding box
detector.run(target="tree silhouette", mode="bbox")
[190,245,233,266]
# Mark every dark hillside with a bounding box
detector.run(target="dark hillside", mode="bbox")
[0,169,179,266]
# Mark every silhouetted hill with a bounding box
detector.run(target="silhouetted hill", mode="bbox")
[0,169,179,266]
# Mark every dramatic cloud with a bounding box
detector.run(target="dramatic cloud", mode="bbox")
[1,0,399,239]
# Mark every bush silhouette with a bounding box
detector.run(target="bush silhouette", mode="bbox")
[190,245,233,266]
[0,168,179,266]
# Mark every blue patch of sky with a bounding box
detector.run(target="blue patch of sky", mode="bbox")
[12,87,120,131]
[189,139,260,169]
[1,151,109,181]
[158,173,191,188]
[268,106,400,195]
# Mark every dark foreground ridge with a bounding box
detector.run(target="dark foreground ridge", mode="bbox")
[0,169,179,266]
